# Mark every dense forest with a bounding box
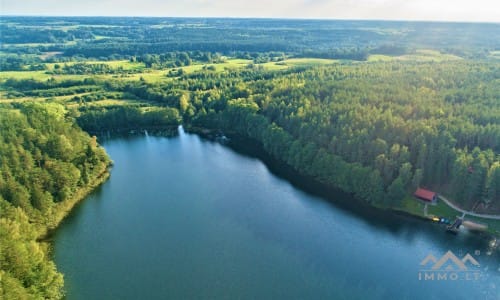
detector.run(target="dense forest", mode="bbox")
[77,106,181,133]
[198,63,499,209]
[2,17,499,68]
[2,61,498,211]
[0,17,499,298]
[0,103,110,298]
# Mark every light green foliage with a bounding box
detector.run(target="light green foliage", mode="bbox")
[0,103,110,298]
[2,60,499,214]
[369,49,463,62]
[0,198,64,299]
[1,17,499,297]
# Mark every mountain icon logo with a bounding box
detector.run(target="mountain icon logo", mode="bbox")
[420,251,480,271]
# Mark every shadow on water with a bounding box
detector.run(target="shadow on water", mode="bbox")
[95,128,179,143]
[93,128,436,239]
[47,131,181,243]
[206,133,498,254]
[50,129,499,300]
[53,129,498,262]
[44,181,108,244]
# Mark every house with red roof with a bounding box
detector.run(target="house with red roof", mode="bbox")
[414,188,437,203]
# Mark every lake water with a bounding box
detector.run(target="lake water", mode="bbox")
[53,127,500,299]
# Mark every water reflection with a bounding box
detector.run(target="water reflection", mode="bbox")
[53,128,499,300]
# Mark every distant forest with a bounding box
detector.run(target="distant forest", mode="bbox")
[0,17,499,299]
[1,17,499,63]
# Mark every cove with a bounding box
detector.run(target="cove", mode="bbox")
[53,127,500,299]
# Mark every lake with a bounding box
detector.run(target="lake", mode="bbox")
[53,127,500,299]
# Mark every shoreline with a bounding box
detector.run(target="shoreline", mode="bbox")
[37,164,111,241]
[43,126,499,249]
[40,124,183,242]
[84,125,179,137]
[186,125,500,238]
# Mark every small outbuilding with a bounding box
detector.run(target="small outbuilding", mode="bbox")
[414,188,437,203]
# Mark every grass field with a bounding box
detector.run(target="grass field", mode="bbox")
[393,196,427,217]
[394,196,500,235]
[65,99,147,109]
[368,49,462,62]
[0,70,63,81]
[1,53,498,236]
[0,57,342,87]
[427,199,461,219]
[391,196,459,220]
[367,55,394,62]
[282,58,338,66]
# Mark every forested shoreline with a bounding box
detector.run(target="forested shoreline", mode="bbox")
[0,103,111,298]
[1,17,499,298]
[3,60,498,212]
[188,62,500,212]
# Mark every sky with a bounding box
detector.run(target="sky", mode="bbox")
[1,0,499,22]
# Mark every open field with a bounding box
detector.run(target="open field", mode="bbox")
[2,17,499,299]
[279,58,338,66]
[65,98,149,109]
[391,196,459,220]
[0,57,340,86]
[368,49,463,62]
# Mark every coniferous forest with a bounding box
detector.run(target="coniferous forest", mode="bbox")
[0,17,499,298]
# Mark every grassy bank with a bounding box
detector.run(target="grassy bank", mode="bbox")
[391,197,500,236]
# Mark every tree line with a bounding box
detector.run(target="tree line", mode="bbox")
[77,106,181,133]
[0,61,498,297]
[2,17,498,60]
[186,61,500,211]
[2,60,498,211]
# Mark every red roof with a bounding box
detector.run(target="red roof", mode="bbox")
[414,188,436,202]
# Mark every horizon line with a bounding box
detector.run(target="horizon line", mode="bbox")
[1,14,499,25]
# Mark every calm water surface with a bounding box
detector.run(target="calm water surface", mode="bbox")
[53,127,500,299]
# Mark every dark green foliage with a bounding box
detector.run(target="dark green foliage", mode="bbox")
[2,77,101,92]
[190,61,499,210]
[49,63,122,75]
[1,16,499,298]
[77,106,181,133]
[137,52,198,68]
[2,60,498,211]
[2,17,498,60]
[0,54,45,71]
